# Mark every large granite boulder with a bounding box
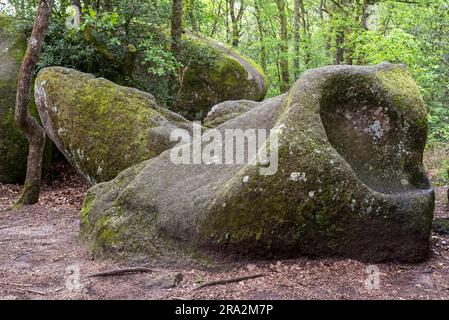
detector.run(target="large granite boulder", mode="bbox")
[35,67,192,185]
[80,63,434,264]
[175,34,268,119]
[0,15,52,183]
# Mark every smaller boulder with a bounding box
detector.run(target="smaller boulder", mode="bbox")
[204,95,286,127]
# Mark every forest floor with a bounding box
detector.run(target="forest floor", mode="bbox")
[0,159,448,300]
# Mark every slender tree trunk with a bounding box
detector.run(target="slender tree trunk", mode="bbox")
[186,0,199,32]
[321,0,333,56]
[356,1,371,65]
[228,0,245,47]
[171,0,183,57]
[293,0,300,80]
[275,48,282,91]
[225,0,230,43]
[335,29,344,64]
[299,0,310,66]
[275,0,290,93]
[231,21,240,47]
[333,0,351,65]
[210,0,223,37]
[15,0,53,205]
[254,0,266,71]
[72,0,81,9]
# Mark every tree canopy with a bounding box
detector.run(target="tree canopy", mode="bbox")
[1,0,448,144]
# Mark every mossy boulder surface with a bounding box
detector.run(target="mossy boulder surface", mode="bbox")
[177,34,268,119]
[35,67,191,185]
[204,95,286,127]
[80,63,434,264]
[0,15,52,183]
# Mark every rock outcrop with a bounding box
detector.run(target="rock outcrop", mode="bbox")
[35,67,192,185]
[80,63,434,264]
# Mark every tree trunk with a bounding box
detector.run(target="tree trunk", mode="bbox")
[15,0,53,205]
[171,0,183,57]
[276,0,290,93]
[231,20,240,47]
[228,0,245,48]
[254,0,266,71]
[210,0,223,37]
[293,0,300,80]
[225,0,230,43]
[335,29,345,64]
[186,0,199,32]
[299,0,310,66]
[72,0,81,10]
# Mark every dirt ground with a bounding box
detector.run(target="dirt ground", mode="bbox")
[1,163,448,300]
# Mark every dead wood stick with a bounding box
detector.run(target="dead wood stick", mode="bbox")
[11,287,46,296]
[86,267,157,278]
[0,281,33,287]
[171,296,190,300]
[194,273,266,290]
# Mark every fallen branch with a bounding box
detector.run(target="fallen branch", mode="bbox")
[11,287,46,296]
[194,273,266,290]
[0,281,33,287]
[86,267,157,278]
[171,296,190,300]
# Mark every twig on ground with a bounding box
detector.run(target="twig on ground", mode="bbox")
[10,287,46,295]
[86,267,157,278]
[0,281,33,287]
[194,273,266,290]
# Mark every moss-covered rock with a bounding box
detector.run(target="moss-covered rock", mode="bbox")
[35,67,192,185]
[175,33,268,119]
[204,95,286,128]
[80,63,434,264]
[0,15,52,184]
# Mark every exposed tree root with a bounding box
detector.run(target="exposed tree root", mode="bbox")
[86,267,158,278]
[194,273,266,290]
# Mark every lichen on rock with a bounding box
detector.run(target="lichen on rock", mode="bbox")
[80,62,434,264]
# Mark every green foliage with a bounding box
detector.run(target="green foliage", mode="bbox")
[2,0,448,143]
[429,105,449,144]
[424,143,449,186]
[37,22,113,75]
[81,6,126,48]
[177,38,219,69]
[139,35,178,77]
